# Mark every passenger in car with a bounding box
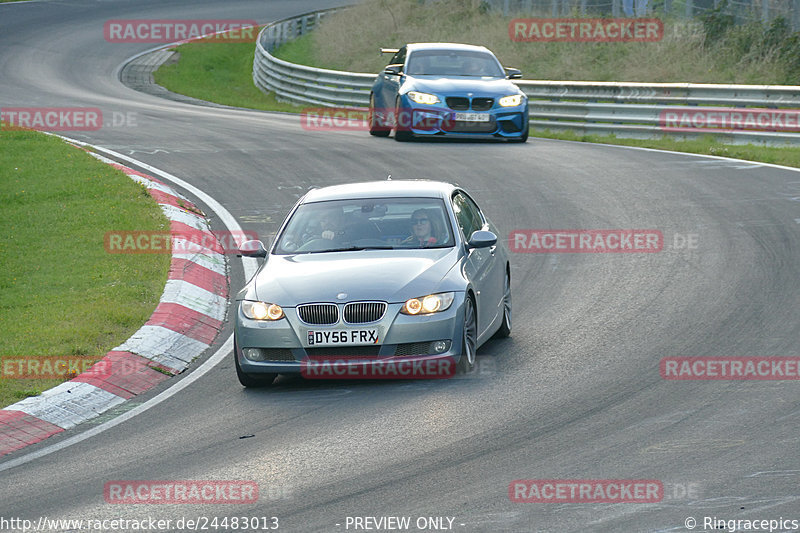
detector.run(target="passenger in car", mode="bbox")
[403,208,438,247]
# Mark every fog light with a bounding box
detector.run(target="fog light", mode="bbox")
[430,340,450,354]
[243,348,265,361]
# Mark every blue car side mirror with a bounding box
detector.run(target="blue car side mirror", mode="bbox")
[384,64,403,76]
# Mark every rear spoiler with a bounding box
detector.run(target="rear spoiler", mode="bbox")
[380,48,400,54]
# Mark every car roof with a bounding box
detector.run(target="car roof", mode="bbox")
[406,43,493,54]
[301,180,458,203]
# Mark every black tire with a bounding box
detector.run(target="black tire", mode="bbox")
[235,341,277,387]
[369,94,390,137]
[515,123,529,143]
[394,98,413,142]
[493,269,512,338]
[457,295,477,374]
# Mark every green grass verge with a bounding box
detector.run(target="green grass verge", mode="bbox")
[306,0,800,84]
[0,129,170,407]
[529,129,800,168]
[153,38,304,113]
[271,33,317,69]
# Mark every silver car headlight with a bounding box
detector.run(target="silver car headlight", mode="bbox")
[241,300,284,321]
[401,292,455,315]
[408,91,441,105]
[498,94,524,107]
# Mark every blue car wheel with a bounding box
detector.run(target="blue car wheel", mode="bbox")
[394,98,413,142]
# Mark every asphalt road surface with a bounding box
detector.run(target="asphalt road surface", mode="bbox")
[1,1,799,531]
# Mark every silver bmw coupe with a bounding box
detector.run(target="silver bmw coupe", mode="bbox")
[234,180,511,387]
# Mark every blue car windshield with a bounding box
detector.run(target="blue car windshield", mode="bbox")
[405,50,504,77]
[274,197,455,254]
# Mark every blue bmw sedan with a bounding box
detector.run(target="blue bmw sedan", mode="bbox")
[234,180,512,387]
[369,43,529,142]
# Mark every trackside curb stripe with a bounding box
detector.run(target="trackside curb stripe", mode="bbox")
[0,150,228,455]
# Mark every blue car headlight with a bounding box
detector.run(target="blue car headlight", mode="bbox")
[401,292,455,315]
[241,300,284,321]
[408,91,441,105]
[498,94,524,107]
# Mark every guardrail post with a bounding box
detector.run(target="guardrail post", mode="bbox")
[761,0,769,24]
[685,0,693,18]
[301,15,308,35]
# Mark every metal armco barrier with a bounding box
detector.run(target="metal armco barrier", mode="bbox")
[253,10,800,145]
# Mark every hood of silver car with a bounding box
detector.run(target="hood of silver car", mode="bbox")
[251,248,461,306]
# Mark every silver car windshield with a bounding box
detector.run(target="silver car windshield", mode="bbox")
[274,197,455,254]
[405,50,504,77]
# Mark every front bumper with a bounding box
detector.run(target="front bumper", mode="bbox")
[234,293,467,376]
[396,96,528,139]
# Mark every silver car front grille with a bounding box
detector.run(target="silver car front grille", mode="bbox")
[297,303,339,325]
[343,301,387,324]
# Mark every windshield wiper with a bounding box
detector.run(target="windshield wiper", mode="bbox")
[323,245,395,252]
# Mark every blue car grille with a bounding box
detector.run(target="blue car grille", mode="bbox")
[444,96,494,111]
[298,303,339,325]
[343,301,387,324]
[445,97,469,110]
[471,97,494,111]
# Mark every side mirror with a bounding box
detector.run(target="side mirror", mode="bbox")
[505,67,522,79]
[384,64,403,76]
[238,239,268,258]
[467,230,497,249]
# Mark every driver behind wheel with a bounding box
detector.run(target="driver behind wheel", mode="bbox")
[307,205,346,242]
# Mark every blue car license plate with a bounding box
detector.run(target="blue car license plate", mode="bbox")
[454,112,490,122]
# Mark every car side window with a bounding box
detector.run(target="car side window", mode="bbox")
[452,192,484,240]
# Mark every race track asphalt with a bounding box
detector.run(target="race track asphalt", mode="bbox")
[1,1,799,531]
